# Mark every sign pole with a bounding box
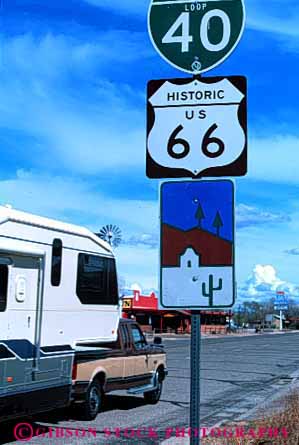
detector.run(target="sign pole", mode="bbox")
[280,310,283,331]
[189,135,201,445]
[190,310,201,445]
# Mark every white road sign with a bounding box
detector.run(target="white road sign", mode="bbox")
[146,76,247,178]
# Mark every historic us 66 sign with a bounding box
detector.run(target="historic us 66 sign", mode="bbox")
[146,75,247,178]
[148,0,245,74]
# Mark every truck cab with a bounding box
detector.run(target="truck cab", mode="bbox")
[72,319,167,420]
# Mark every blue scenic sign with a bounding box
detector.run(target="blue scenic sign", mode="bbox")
[160,180,235,308]
[274,292,289,311]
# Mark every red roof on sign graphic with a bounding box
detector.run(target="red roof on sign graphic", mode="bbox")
[162,224,232,267]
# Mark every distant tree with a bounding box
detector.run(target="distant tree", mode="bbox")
[234,297,299,329]
[235,301,266,325]
[286,299,299,317]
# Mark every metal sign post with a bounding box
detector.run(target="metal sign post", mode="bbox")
[190,311,201,445]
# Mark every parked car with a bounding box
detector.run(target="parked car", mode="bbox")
[226,322,238,332]
[72,319,167,419]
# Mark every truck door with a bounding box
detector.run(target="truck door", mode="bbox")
[130,324,150,377]
[120,323,136,379]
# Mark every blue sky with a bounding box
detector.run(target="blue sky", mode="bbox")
[1,0,299,300]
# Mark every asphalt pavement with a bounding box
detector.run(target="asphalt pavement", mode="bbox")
[3,332,299,445]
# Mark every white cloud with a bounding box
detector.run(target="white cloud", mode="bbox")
[239,264,299,301]
[130,283,142,292]
[236,204,290,228]
[125,233,158,248]
[2,33,299,182]
[0,170,159,290]
[116,244,158,290]
[0,170,157,232]
[83,0,299,44]
[4,32,150,78]
[246,0,299,37]
[248,135,299,184]
[121,203,290,248]
[83,0,147,16]
[0,33,149,174]
[3,171,299,296]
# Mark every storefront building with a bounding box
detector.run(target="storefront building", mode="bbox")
[121,290,229,334]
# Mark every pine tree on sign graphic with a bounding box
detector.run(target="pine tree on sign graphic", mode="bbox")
[212,211,223,236]
[195,203,205,228]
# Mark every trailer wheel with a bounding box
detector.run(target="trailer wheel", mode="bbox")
[144,370,163,405]
[79,381,103,420]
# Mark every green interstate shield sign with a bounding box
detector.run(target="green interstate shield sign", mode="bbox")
[148,0,245,74]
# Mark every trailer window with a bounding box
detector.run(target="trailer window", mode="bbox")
[76,254,118,305]
[51,239,63,287]
[0,265,8,312]
[108,258,118,303]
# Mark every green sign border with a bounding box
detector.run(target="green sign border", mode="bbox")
[148,0,246,74]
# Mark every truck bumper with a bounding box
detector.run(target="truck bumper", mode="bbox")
[72,381,89,401]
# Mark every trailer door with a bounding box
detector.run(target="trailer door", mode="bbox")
[0,253,44,407]
[6,254,43,360]
[0,252,72,416]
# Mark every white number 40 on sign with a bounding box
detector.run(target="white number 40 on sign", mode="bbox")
[162,11,231,53]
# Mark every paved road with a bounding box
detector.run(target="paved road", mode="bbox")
[3,332,299,444]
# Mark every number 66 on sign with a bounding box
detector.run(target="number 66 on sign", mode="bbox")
[146,76,247,178]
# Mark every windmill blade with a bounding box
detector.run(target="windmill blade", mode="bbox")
[97,224,122,248]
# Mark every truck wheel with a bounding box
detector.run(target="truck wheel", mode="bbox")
[79,381,103,420]
[144,371,163,405]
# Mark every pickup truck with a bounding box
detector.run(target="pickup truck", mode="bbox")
[72,319,167,420]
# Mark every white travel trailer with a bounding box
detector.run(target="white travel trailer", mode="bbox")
[0,205,120,419]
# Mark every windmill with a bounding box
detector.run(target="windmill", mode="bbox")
[96,224,122,248]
